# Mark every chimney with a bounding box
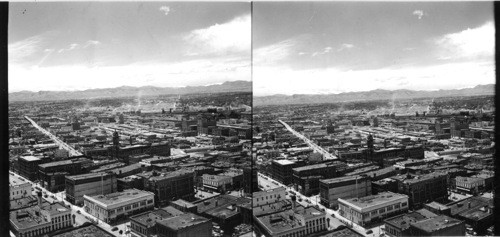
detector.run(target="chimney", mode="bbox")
[291,195,296,211]
[37,191,43,206]
[468,202,471,209]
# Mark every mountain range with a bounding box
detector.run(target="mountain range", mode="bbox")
[254,84,495,106]
[9,80,252,102]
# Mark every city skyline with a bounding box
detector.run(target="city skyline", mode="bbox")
[253,2,494,96]
[9,2,251,92]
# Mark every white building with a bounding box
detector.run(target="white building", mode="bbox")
[338,191,409,226]
[252,187,286,207]
[10,173,31,200]
[83,189,155,223]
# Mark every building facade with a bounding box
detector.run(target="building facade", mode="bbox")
[84,189,155,223]
[319,175,372,209]
[338,191,409,226]
[65,172,118,205]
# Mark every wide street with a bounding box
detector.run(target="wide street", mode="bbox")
[258,172,385,237]
[25,116,83,157]
[278,120,337,160]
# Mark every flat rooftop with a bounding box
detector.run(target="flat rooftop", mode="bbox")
[156,213,210,231]
[273,159,295,165]
[51,223,113,237]
[85,189,153,206]
[321,175,366,184]
[20,156,40,161]
[410,215,463,233]
[340,192,408,210]
[385,210,436,230]
[10,173,30,187]
[130,209,173,228]
[66,172,111,181]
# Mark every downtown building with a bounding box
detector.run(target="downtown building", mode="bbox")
[38,157,92,192]
[254,205,328,237]
[83,189,155,223]
[271,159,304,185]
[392,172,448,210]
[10,173,32,201]
[129,208,212,237]
[65,172,118,205]
[338,191,409,226]
[10,197,72,237]
[138,170,195,207]
[319,175,372,209]
[292,161,348,196]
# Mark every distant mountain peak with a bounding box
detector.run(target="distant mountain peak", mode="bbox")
[9,80,251,102]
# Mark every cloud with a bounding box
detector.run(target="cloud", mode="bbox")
[8,35,45,63]
[254,38,300,65]
[434,21,494,60]
[338,43,354,52]
[84,40,101,48]
[413,10,424,20]
[9,56,250,92]
[159,6,170,16]
[253,61,494,96]
[184,14,250,55]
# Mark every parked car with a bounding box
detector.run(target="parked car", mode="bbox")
[111,227,118,231]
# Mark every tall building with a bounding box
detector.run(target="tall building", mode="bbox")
[271,160,303,185]
[392,173,448,209]
[292,161,348,196]
[18,156,45,181]
[38,158,92,192]
[65,172,118,205]
[138,170,195,207]
[319,175,372,209]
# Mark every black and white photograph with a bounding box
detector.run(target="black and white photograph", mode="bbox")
[252,2,495,237]
[8,2,252,237]
[5,1,497,237]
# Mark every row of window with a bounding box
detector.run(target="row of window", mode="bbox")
[18,219,71,237]
[255,194,282,202]
[95,199,154,216]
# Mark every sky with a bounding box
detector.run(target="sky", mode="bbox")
[9,2,250,92]
[253,2,495,96]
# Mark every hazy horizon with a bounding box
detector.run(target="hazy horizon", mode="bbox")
[253,2,495,96]
[9,2,251,93]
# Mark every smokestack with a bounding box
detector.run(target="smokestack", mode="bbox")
[37,191,43,206]
[468,202,471,208]
[291,195,296,211]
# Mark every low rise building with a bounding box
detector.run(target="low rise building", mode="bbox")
[83,189,155,223]
[252,187,286,208]
[10,200,72,237]
[10,173,31,201]
[338,191,409,226]
[155,213,212,237]
[255,205,327,237]
[384,209,438,237]
[408,215,465,236]
[455,176,485,195]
